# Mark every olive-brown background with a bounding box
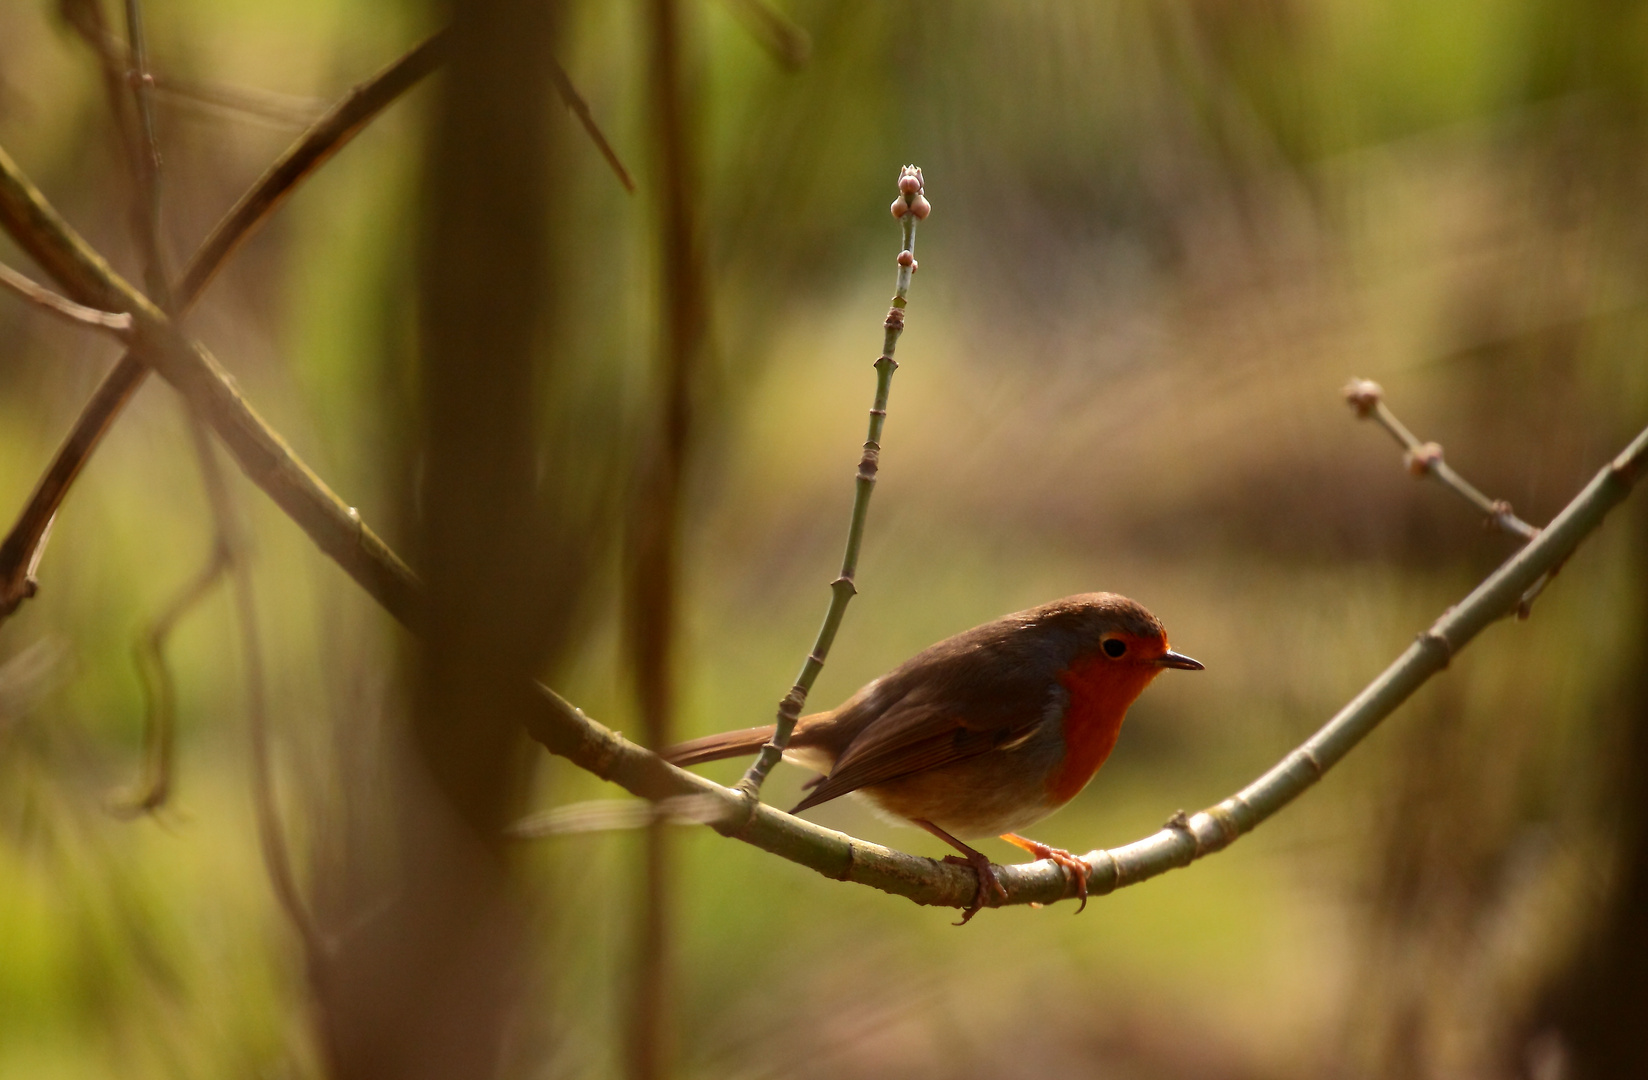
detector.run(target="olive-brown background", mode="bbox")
[2,1,1646,1077]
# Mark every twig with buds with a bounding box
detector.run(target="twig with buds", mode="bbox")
[1344,378,1556,616]
[736,166,930,800]
[1343,378,1539,540]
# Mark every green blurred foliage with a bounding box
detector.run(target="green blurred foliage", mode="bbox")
[1,0,1646,1077]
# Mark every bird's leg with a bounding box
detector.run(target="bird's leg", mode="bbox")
[1001,833,1092,913]
[915,818,1007,925]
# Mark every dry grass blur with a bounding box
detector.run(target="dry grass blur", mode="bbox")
[1,1,1646,1078]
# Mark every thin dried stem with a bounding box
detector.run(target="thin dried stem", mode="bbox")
[0,261,132,336]
[627,0,702,1072]
[123,0,169,303]
[737,165,927,799]
[186,416,321,953]
[524,424,1648,913]
[619,0,695,1075]
[108,0,205,816]
[549,60,635,193]
[114,530,229,815]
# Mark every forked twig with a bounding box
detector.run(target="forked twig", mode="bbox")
[102,0,320,952]
[735,165,930,800]
[0,26,635,623]
[0,142,423,629]
[0,32,443,622]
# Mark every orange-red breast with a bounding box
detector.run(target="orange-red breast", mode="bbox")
[665,592,1202,921]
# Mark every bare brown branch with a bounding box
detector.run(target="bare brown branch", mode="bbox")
[0,143,421,628]
[0,34,443,621]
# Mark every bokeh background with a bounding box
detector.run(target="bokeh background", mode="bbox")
[2,1,1647,1078]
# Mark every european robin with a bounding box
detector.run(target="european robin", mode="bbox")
[666,593,1202,922]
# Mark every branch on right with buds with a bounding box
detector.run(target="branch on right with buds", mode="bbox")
[1343,378,1555,616]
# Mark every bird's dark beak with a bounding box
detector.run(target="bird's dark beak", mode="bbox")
[1156,649,1204,671]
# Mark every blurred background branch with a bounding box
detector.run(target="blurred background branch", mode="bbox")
[0,260,130,335]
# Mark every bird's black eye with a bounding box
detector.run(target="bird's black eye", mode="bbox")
[1102,638,1127,658]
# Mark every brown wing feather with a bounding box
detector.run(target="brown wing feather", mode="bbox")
[789,694,1042,814]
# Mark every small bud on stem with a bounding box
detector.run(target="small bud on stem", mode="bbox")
[1404,442,1443,477]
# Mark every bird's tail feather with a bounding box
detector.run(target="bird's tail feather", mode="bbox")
[663,724,776,767]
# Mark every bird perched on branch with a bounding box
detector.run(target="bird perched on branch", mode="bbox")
[665,592,1202,922]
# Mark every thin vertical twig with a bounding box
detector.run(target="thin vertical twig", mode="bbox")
[186,417,320,950]
[122,0,169,304]
[115,533,228,815]
[113,0,212,819]
[627,0,704,1074]
[736,166,930,800]
[109,0,319,953]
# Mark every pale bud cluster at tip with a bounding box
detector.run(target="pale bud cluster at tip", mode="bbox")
[1342,378,1384,417]
[890,164,931,222]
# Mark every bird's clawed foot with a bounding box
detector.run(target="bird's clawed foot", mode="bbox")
[941,850,1009,924]
[916,818,1007,925]
[1002,833,1092,913]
